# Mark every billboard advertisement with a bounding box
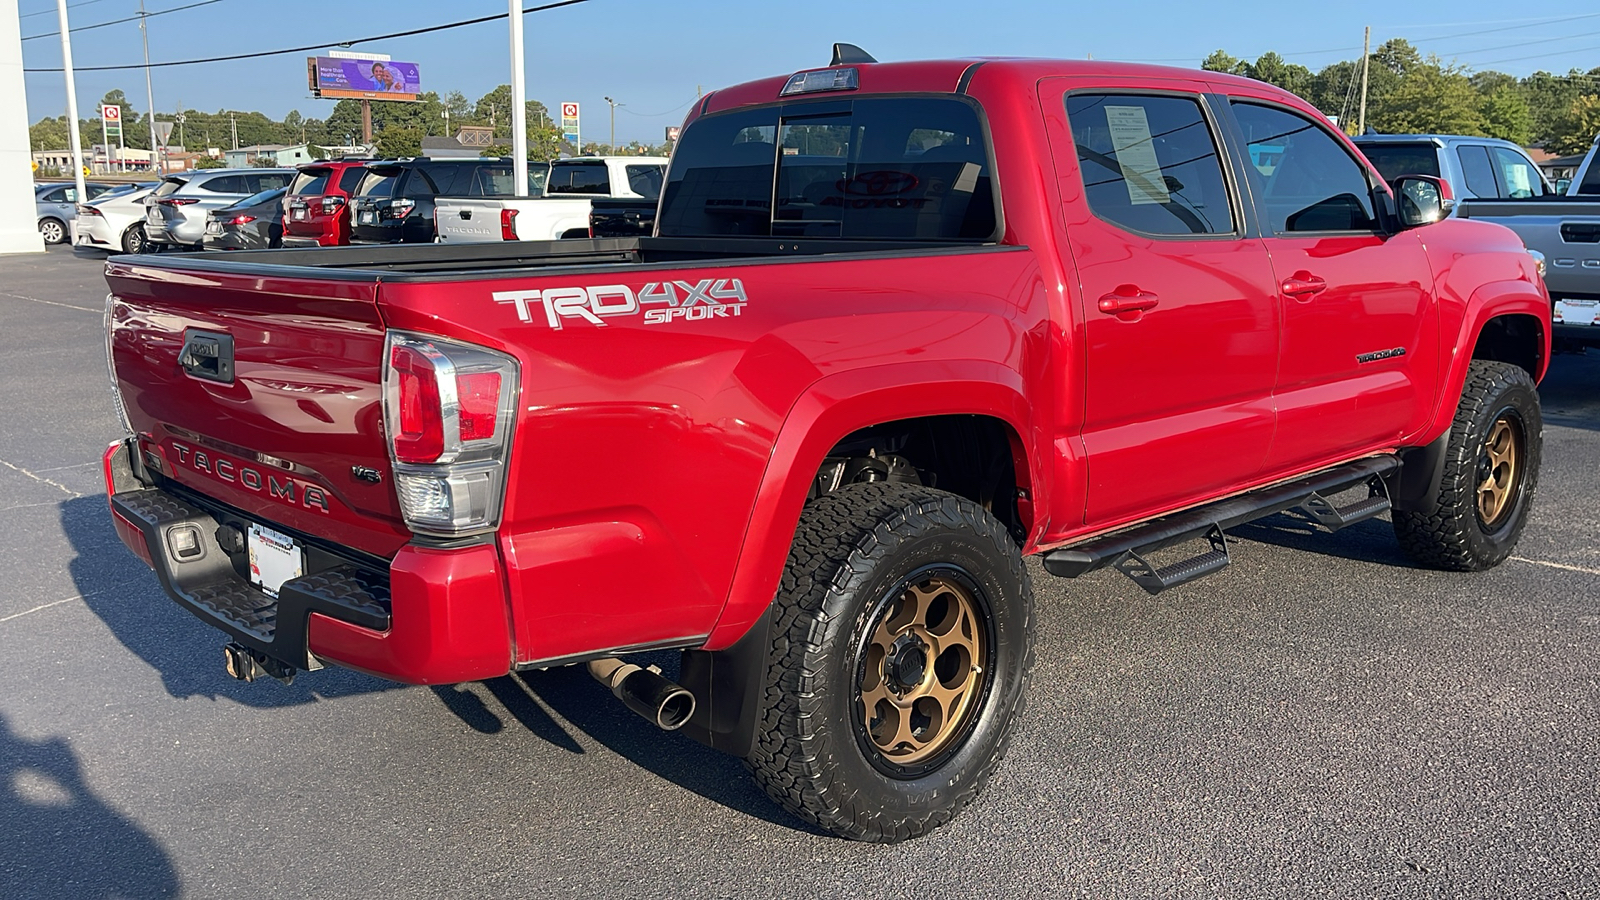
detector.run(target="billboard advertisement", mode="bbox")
[307,57,422,102]
[560,102,580,147]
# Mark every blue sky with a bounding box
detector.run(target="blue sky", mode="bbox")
[19,0,1600,145]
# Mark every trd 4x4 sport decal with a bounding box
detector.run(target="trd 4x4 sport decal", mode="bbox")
[493,278,748,330]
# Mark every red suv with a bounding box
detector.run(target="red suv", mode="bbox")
[280,159,373,247]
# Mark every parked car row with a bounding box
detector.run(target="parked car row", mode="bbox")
[35,181,135,244]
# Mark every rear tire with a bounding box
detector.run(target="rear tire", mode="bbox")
[39,218,66,245]
[745,483,1034,842]
[1394,360,1541,571]
[120,225,146,255]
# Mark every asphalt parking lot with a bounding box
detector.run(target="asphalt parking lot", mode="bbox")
[1,243,1597,898]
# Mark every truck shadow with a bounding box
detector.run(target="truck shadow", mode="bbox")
[0,712,181,899]
[61,496,405,707]
[499,660,825,834]
[1539,351,1600,433]
[1230,510,1418,568]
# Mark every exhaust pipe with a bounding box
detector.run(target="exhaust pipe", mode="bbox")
[586,658,696,731]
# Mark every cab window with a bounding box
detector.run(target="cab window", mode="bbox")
[1231,102,1378,233]
[1489,147,1548,199]
[1065,94,1235,236]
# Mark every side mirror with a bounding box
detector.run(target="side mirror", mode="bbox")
[1394,174,1455,228]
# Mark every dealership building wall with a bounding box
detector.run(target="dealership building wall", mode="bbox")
[0,3,44,254]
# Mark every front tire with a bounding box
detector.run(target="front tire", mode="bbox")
[39,218,66,245]
[746,483,1034,842]
[1394,360,1541,570]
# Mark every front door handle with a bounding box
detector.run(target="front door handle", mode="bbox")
[1098,286,1160,314]
[1281,272,1328,299]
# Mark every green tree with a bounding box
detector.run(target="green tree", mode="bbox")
[28,116,71,150]
[1480,84,1533,145]
[375,124,422,157]
[193,156,226,169]
[1201,50,1248,75]
[1371,38,1423,78]
[1246,52,1313,97]
[1546,93,1600,156]
[1370,57,1485,136]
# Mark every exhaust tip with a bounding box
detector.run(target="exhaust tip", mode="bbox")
[588,657,697,732]
[654,688,695,731]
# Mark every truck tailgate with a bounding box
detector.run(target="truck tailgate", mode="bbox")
[433,198,510,244]
[105,257,409,559]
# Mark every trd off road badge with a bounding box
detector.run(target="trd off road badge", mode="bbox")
[493,278,748,330]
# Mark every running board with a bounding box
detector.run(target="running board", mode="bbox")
[1041,455,1400,591]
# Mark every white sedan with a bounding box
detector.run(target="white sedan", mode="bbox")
[74,183,159,253]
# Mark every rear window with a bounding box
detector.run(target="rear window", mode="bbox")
[548,162,612,195]
[356,168,402,198]
[232,188,285,209]
[336,166,366,194]
[290,169,332,196]
[152,178,187,198]
[1354,143,1441,184]
[626,164,664,200]
[659,97,996,241]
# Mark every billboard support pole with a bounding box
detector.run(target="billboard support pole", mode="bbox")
[509,0,528,194]
[361,99,372,147]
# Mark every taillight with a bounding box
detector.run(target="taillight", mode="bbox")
[390,198,416,219]
[225,215,256,226]
[383,333,520,536]
[321,196,346,214]
[78,204,103,216]
[103,293,133,435]
[158,197,198,207]
[500,208,519,241]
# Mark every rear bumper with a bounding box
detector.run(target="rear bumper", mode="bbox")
[103,440,512,685]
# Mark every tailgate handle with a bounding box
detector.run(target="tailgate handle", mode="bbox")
[459,209,472,220]
[179,330,235,384]
[1561,223,1600,244]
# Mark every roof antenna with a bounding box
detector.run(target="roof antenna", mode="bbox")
[831,43,877,65]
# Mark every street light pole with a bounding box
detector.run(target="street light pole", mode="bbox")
[55,0,87,201]
[603,96,622,153]
[138,0,162,174]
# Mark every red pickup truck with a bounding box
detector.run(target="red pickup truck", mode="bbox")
[102,47,1549,843]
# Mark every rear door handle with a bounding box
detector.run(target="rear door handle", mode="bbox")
[1097,287,1160,314]
[1281,273,1328,298]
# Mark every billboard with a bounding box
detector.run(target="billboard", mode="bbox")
[101,104,121,136]
[307,57,422,102]
[560,102,580,146]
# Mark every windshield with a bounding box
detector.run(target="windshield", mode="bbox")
[1354,143,1441,184]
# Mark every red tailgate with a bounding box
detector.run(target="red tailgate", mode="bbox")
[105,258,409,558]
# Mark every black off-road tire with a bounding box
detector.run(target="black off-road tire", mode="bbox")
[746,483,1035,842]
[1394,360,1541,571]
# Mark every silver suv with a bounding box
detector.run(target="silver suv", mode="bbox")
[143,168,294,250]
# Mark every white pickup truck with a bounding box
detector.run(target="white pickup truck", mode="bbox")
[434,156,668,242]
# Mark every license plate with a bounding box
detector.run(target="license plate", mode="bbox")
[360,210,376,224]
[1555,299,1599,326]
[291,207,306,221]
[247,523,303,599]
[206,221,222,235]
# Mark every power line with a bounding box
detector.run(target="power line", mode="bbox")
[23,0,595,73]
[1394,11,1600,45]
[19,0,113,20]
[22,0,230,42]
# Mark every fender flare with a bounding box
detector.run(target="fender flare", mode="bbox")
[703,359,1038,652]
[1393,278,1548,512]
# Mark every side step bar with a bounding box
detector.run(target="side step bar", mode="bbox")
[1042,455,1399,593]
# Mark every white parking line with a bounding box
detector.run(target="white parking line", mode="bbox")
[1511,556,1600,577]
[0,457,83,497]
[0,593,84,624]
[0,290,97,313]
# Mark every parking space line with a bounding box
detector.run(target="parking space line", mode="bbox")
[0,593,85,625]
[0,457,83,497]
[1511,556,1600,577]
[30,461,100,474]
[0,290,98,313]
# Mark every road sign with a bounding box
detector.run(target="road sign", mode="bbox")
[154,121,174,147]
[561,102,580,146]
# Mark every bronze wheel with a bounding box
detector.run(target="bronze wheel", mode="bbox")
[1475,415,1522,529]
[857,572,989,770]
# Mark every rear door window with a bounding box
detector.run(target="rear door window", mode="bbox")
[1456,146,1501,197]
[547,162,612,195]
[201,175,247,194]
[250,172,292,192]
[1230,101,1379,233]
[461,164,516,196]
[1579,157,1600,195]
[1066,94,1235,236]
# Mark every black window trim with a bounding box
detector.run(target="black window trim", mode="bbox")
[1059,85,1249,243]
[1217,95,1393,238]
[669,91,1005,244]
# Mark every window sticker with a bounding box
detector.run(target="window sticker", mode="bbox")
[1105,105,1170,205]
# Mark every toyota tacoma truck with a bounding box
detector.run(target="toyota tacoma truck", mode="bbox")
[101,46,1550,843]
[434,156,666,243]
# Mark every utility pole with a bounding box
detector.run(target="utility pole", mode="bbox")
[230,112,237,151]
[1357,25,1371,135]
[55,0,87,199]
[509,0,528,193]
[604,96,622,153]
[138,0,162,174]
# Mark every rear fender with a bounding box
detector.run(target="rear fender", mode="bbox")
[702,361,1038,651]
